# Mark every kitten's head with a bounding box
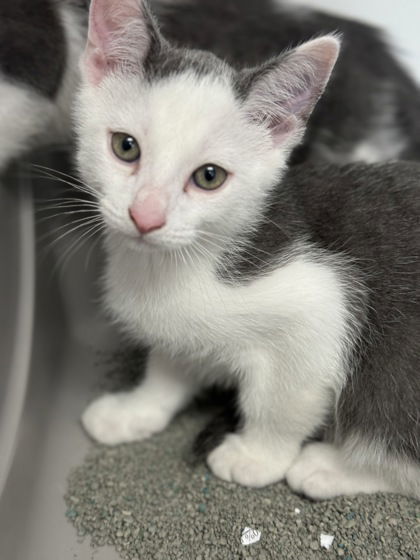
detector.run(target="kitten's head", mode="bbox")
[76,0,339,253]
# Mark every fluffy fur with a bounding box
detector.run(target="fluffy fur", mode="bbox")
[77,0,419,500]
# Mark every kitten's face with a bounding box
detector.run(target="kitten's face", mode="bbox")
[77,70,286,253]
[76,0,338,255]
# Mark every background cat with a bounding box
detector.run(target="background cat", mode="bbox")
[155,0,420,164]
[77,0,419,500]
[1,0,420,172]
[0,0,87,171]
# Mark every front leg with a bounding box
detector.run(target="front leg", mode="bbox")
[82,349,198,445]
[207,346,336,487]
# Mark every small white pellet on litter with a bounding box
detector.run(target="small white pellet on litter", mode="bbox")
[241,527,262,546]
[320,533,335,549]
[294,508,301,514]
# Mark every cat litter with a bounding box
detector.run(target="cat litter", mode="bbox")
[65,404,420,560]
[241,526,262,546]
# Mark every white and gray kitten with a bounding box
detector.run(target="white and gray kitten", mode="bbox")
[78,0,419,500]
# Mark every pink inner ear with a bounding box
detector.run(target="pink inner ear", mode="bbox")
[83,45,107,85]
[246,37,339,146]
[286,82,314,118]
[89,0,143,48]
[88,0,113,53]
[270,115,298,146]
[84,0,147,83]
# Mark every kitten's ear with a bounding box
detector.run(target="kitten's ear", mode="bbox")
[241,36,340,147]
[82,0,164,84]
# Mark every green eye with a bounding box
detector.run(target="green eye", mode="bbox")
[192,164,227,190]
[111,132,141,163]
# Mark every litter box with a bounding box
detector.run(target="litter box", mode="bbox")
[0,153,123,560]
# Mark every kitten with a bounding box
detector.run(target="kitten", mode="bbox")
[1,0,420,172]
[78,0,419,500]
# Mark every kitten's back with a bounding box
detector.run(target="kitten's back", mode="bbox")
[225,160,420,466]
[299,162,420,466]
[197,161,420,471]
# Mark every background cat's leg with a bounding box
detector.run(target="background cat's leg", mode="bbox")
[82,349,200,445]
[0,80,56,172]
[207,345,338,488]
[0,1,85,171]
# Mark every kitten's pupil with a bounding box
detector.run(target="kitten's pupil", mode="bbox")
[204,166,217,182]
[122,136,136,152]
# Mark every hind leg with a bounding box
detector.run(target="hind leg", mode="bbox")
[286,442,395,499]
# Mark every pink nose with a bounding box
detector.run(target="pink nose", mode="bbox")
[129,194,167,235]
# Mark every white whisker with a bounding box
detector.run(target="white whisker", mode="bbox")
[53,221,106,277]
[37,208,99,225]
[37,214,102,243]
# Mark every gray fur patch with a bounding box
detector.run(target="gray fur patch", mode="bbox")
[145,46,232,82]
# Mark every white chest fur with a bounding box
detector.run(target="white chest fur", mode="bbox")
[105,244,247,358]
[104,241,352,390]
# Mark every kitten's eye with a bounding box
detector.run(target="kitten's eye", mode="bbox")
[111,132,141,163]
[192,164,227,190]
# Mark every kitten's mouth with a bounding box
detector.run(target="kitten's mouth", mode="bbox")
[124,231,190,253]
[108,225,194,253]
[126,233,161,252]
[106,227,160,253]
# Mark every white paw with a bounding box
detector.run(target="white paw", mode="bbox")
[81,392,170,445]
[286,442,348,500]
[207,433,295,488]
[287,442,394,499]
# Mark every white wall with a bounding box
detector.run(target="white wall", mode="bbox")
[290,0,420,83]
